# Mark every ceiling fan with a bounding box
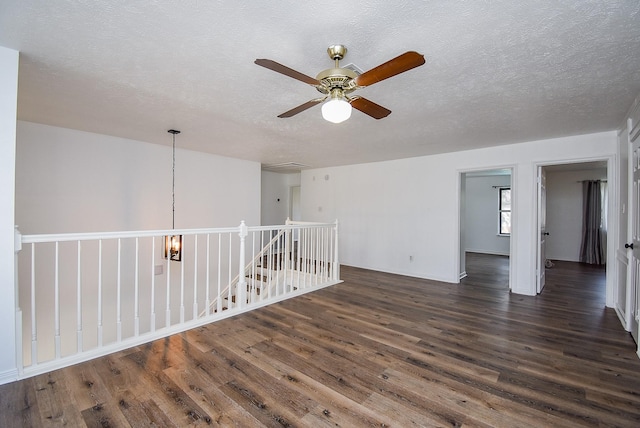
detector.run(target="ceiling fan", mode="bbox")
[255,45,425,123]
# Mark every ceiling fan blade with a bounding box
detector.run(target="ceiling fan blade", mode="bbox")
[255,59,321,86]
[354,51,425,87]
[349,96,392,119]
[277,98,324,118]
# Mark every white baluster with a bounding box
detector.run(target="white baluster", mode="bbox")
[30,243,37,366]
[54,242,60,359]
[333,220,340,281]
[319,227,324,284]
[117,238,122,342]
[193,234,198,320]
[134,237,139,337]
[324,227,329,278]
[180,237,185,324]
[284,227,289,293]
[227,233,233,309]
[311,228,316,285]
[308,228,312,286]
[76,240,83,352]
[237,221,248,308]
[318,227,322,285]
[150,236,156,332]
[302,229,307,289]
[217,234,222,313]
[265,230,271,299]
[320,227,325,280]
[205,233,210,317]
[166,242,171,328]
[275,228,281,296]
[251,231,256,302]
[98,240,103,347]
[296,227,301,290]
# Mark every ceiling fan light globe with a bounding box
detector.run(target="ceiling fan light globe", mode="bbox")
[322,98,352,123]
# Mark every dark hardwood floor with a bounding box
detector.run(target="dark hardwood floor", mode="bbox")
[461,252,510,289]
[2,257,639,427]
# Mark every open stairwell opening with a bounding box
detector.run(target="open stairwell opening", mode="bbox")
[14,219,340,381]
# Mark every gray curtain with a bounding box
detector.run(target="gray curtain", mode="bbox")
[579,180,603,264]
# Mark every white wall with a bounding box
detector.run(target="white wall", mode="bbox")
[300,132,617,297]
[261,171,300,225]
[546,168,607,262]
[16,121,261,234]
[0,47,19,384]
[13,121,262,370]
[464,174,511,255]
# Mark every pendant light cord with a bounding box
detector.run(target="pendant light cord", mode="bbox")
[168,130,181,230]
[172,133,175,230]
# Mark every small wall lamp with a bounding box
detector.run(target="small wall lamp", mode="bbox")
[164,234,182,262]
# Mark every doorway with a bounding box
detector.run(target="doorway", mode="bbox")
[289,185,301,221]
[537,161,609,296]
[459,168,513,289]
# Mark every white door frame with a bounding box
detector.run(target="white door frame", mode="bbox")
[532,156,616,304]
[536,166,547,293]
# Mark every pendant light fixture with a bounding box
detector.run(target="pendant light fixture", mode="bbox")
[165,129,182,261]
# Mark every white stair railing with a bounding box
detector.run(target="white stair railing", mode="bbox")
[199,226,288,317]
[14,220,339,380]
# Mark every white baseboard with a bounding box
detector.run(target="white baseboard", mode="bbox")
[459,271,467,280]
[340,263,457,284]
[0,368,18,386]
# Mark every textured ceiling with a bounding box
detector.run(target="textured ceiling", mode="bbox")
[1,1,639,170]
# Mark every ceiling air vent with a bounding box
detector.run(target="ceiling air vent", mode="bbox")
[262,162,310,172]
[342,63,364,76]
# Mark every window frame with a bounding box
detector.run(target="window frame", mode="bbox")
[498,187,511,236]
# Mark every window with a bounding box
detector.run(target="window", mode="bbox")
[499,187,511,235]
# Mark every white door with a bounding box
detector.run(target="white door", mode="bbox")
[629,131,640,343]
[537,167,548,293]
[289,186,301,221]
[290,186,301,242]
[616,128,630,329]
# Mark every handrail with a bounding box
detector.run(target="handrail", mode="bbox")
[21,226,241,244]
[20,223,337,244]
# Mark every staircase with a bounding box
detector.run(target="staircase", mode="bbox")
[205,224,334,314]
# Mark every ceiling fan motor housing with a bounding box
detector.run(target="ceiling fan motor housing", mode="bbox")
[313,45,359,95]
[316,67,358,95]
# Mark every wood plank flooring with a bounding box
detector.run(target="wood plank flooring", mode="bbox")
[2,256,640,427]
[461,252,510,290]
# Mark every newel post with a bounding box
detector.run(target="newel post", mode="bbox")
[237,221,248,308]
[14,226,23,376]
[333,219,340,280]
